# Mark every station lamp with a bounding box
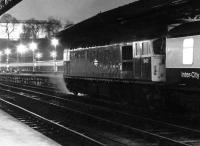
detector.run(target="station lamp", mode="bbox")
[0,51,3,71]
[51,38,59,63]
[5,48,11,56]
[51,38,59,48]
[4,48,11,71]
[35,52,42,71]
[29,42,38,71]
[17,44,27,55]
[35,52,42,60]
[50,50,57,72]
[50,50,57,60]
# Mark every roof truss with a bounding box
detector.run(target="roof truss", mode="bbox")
[58,0,200,48]
[0,0,22,16]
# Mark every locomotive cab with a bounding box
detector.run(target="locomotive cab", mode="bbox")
[121,39,166,82]
[63,49,70,75]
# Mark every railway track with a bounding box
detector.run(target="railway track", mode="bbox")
[1,83,200,145]
[0,81,134,110]
[0,98,105,146]
[0,83,144,146]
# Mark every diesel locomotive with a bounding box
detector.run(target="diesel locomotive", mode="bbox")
[62,21,200,111]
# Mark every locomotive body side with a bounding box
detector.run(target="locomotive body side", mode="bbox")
[69,45,121,79]
[64,40,165,82]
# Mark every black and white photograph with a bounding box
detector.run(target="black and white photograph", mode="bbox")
[0,0,200,145]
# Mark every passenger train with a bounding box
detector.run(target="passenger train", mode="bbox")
[62,21,200,112]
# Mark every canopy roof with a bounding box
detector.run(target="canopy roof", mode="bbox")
[58,0,200,49]
[168,21,200,38]
[0,0,22,16]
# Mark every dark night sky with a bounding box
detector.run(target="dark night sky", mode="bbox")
[7,0,136,23]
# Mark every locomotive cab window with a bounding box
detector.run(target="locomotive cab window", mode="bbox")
[183,38,194,65]
[122,45,133,60]
[153,38,165,55]
[135,43,142,56]
[142,42,151,56]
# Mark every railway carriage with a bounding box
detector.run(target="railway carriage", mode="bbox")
[166,22,200,87]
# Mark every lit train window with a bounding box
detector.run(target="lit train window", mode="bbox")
[183,38,194,65]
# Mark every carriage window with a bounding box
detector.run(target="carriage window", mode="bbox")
[183,38,194,65]
[122,45,132,60]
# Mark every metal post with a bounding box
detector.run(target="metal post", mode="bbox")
[33,51,35,72]
[55,46,57,72]
[6,55,9,71]
[17,52,19,72]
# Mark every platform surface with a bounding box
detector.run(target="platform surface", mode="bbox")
[0,109,61,146]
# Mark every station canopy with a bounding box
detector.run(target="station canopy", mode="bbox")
[58,0,200,49]
[0,0,22,15]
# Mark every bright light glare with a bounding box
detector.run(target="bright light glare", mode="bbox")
[183,38,194,65]
[17,44,28,54]
[36,52,42,59]
[29,42,37,51]
[4,48,11,55]
[50,50,57,58]
[0,51,3,56]
[183,38,194,48]
[51,38,59,47]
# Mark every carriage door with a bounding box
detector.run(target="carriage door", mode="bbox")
[121,45,133,78]
[133,42,142,79]
[141,41,151,80]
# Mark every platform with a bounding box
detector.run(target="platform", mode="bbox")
[0,109,61,146]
